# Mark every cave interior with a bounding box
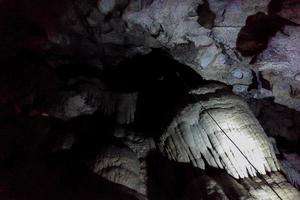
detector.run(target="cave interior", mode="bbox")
[0,0,300,200]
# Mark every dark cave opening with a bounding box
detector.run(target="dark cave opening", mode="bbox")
[52,49,209,135]
[101,49,205,92]
[107,50,208,134]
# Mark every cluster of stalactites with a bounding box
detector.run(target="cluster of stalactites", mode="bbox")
[49,83,138,124]
[98,92,138,124]
[159,84,280,179]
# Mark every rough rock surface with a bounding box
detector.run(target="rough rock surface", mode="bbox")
[91,145,146,195]
[183,175,230,200]
[251,99,300,142]
[40,0,300,111]
[239,172,300,200]
[123,0,256,88]
[113,127,156,195]
[255,26,300,111]
[2,0,300,111]
[3,0,299,111]
[113,127,156,159]
[210,171,300,200]
[281,153,300,189]
[277,0,300,24]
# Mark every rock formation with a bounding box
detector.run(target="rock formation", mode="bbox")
[0,0,300,199]
[90,145,146,195]
[159,84,280,179]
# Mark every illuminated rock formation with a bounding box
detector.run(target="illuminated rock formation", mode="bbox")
[159,84,280,179]
[158,84,300,199]
[90,145,146,195]
[0,0,300,199]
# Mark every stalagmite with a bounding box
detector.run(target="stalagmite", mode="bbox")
[113,127,156,195]
[90,145,146,195]
[113,127,156,159]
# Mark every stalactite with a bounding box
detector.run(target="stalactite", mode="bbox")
[98,91,138,124]
[49,83,138,124]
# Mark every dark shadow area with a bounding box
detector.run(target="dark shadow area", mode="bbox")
[101,49,205,92]
[252,98,300,154]
[101,49,208,136]
[146,150,206,200]
[0,47,211,199]
[236,12,297,57]
[196,0,216,29]
[0,152,143,200]
[268,0,283,15]
[0,113,143,200]
[145,151,251,200]
[247,70,259,91]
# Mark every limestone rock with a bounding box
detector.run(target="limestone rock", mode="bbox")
[97,91,138,124]
[113,127,156,195]
[281,153,300,189]
[277,0,300,24]
[90,145,145,195]
[208,171,300,200]
[254,99,300,142]
[189,83,227,95]
[183,175,230,200]
[159,84,280,179]
[8,0,300,112]
[97,0,116,15]
[239,172,300,200]
[113,128,156,159]
[255,26,300,111]
[123,0,254,87]
[48,82,138,124]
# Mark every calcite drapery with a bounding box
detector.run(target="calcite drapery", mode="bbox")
[49,82,138,124]
[159,84,280,179]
